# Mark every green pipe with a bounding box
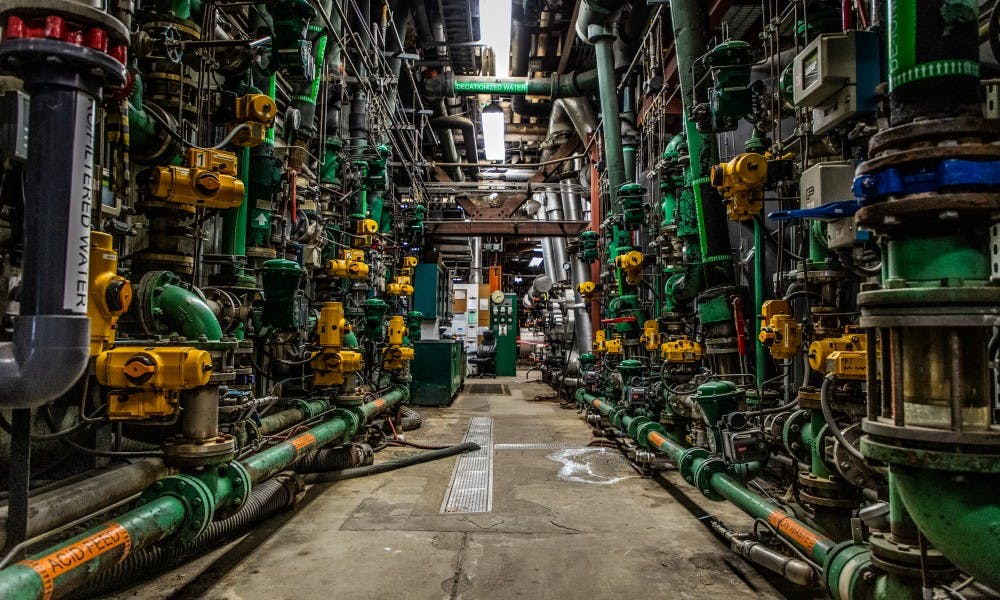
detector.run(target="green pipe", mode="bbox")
[148,276,224,341]
[242,386,408,483]
[575,389,835,563]
[221,146,251,257]
[0,388,407,599]
[0,496,187,599]
[754,217,765,387]
[265,74,277,144]
[891,467,1000,590]
[257,399,330,435]
[590,25,625,203]
[425,70,599,99]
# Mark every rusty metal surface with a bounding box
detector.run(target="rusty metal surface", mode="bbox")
[868,117,1000,156]
[854,192,1000,228]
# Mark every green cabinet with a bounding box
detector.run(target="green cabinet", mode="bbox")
[413,263,450,319]
[490,293,518,376]
[410,339,466,406]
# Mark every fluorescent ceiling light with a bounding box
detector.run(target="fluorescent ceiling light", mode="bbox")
[528,257,543,268]
[479,0,512,77]
[481,102,505,161]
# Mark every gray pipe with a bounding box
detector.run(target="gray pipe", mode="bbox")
[544,192,569,282]
[0,458,173,549]
[0,36,126,407]
[511,5,551,119]
[470,237,482,284]
[553,97,598,145]
[559,178,594,355]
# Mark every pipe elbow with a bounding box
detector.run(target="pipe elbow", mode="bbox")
[137,271,224,341]
[575,0,625,43]
[0,315,90,408]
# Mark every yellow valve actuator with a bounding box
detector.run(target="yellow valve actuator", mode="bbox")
[88,232,132,356]
[710,152,767,221]
[758,300,802,360]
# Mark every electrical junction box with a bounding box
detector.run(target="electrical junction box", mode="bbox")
[800,161,869,247]
[722,429,769,465]
[793,30,879,134]
[801,161,856,209]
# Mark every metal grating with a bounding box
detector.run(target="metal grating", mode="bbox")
[464,383,510,396]
[440,417,494,513]
[494,443,582,450]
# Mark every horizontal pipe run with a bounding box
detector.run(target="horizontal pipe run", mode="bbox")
[0,387,409,599]
[577,390,835,566]
[0,458,173,550]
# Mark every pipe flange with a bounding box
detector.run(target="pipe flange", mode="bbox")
[293,399,319,419]
[781,409,812,465]
[868,117,1000,157]
[868,531,956,580]
[633,420,664,451]
[822,542,876,600]
[692,457,727,502]
[625,415,650,441]
[854,192,1000,231]
[860,434,1000,471]
[677,447,710,485]
[139,474,214,544]
[217,461,251,516]
[162,434,236,468]
[331,407,361,432]
[0,37,126,92]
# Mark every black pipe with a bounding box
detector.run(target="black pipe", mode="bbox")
[430,115,479,165]
[79,472,303,598]
[302,442,480,483]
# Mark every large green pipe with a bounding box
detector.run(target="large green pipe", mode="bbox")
[669,0,734,291]
[754,217,766,387]
[0,496,187,600]
[0,388,407,599]
[891,467,1000,590]
[575,389,883,599]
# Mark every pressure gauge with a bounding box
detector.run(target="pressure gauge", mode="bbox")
[490,290,505,305]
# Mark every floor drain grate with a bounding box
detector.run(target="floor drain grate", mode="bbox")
[494,443,582,450]
[464,383,510,396]
[440,417,494,514]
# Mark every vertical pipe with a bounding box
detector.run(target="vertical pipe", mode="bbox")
[589,25,625,204]
[754,217,766,387]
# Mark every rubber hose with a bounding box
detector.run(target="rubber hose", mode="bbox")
[302,442,480,483]
[79,474,301,597]
[294,444,373,473]
[398,405,422,431]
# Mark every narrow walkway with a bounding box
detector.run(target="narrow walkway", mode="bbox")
[110,374,794,600]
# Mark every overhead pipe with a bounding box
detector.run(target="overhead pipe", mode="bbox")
[421,69,599,100]
[430,115,480,166]
[510,4,551,119]
[575,0,626,203]
[0,387,408,599]
[0,28,127,408]
[559,177,594,356]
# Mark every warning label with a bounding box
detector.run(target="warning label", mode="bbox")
[21,522,131,600]
[289,433,316,455]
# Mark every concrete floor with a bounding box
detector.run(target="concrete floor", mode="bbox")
[105,374,810,600]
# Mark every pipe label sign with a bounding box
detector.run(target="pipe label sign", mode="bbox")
[20,522,131,600]
[63,94,96,314]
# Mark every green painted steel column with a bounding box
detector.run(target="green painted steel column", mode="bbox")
[589,24,625,203]
[754,217,766,387]
[0,496,186,599]
[221,146,251,256]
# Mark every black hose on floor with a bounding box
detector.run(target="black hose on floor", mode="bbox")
[78,472,303,598]
[302,442,481,483]
[294,444,374,473]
